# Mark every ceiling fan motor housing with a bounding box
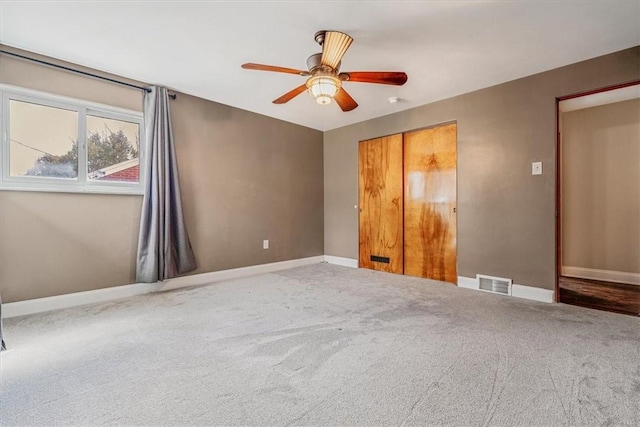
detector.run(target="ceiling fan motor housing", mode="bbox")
[307,53,340,74]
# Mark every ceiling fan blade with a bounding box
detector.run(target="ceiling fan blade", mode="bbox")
[321,31,353,69]
[334,87,358,112]
[339,71,408,86]
[273,84,308,104]
[242,63,309,76]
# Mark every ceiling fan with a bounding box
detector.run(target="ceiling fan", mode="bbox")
[241,30,408,112]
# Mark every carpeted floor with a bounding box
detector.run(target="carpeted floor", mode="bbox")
[1,263,639,426]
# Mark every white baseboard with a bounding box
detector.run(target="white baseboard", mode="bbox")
[3,256,324,318]
[457,276,554,303]
[562,266,640,286]
[2,282,163,319]
[4,257,561,318]
[511,284,554,303]
[456,276,479,290]
[160,256,324,291]
[323,255,358,268]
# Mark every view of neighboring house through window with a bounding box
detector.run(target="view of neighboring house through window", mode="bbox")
[1,85,144,194]
[87,115,140,183]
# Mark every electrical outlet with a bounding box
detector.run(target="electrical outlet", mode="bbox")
[263,240,269,249]
[532,161,543,175]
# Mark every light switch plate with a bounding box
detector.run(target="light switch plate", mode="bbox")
[263,240,269,249]
[532,161,543,175]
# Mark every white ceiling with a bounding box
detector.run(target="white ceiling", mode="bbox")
[559,84,640,112]
[1,1,639,131]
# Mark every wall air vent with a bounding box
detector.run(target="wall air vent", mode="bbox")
[477,274,512,295]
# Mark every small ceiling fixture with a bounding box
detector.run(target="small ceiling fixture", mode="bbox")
[242,30,408,111]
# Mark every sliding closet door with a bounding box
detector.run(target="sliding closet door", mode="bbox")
[358,134,404,273]
[403,124,457,283]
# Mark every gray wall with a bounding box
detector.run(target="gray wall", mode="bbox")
[324,47,639,290]
[562,98,640,274]
[1,45,638,302]
[0,46,323,303]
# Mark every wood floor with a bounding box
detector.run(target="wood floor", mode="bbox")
[559,276,640,316]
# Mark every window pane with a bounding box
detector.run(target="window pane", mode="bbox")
[9,100,79,178]
[87,115,140,183]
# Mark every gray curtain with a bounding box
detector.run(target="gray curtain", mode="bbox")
[136,87,196,283]
[1,294,6,351]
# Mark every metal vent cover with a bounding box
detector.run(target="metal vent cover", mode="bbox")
[477,275,512,295]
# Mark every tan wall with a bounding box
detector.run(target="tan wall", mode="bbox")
[171,94,324,274]
[562,98,640,274]
[0,47,323,303]
[0,192,142,301]
[324,47,640,290]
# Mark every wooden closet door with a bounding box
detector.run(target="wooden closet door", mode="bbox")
[403,124,457,283]
[358,134,404,273]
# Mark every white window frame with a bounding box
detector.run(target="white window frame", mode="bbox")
[0,84,145,195]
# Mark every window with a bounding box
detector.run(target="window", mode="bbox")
[1,85,144,194]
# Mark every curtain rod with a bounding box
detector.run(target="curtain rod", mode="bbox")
[0,49,177,99]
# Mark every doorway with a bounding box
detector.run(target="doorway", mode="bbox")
[358,122,457,283]
[557,82,640,316]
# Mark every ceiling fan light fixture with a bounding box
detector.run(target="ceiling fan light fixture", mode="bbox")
[306,75,341,105]
[316,95,332,105]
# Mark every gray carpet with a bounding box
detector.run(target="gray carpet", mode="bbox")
[1,263,639,426]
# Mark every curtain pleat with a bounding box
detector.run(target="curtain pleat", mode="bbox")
[1,294,6,351]
[136,87,196,283]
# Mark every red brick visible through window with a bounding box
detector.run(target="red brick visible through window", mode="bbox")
[98,165,139,182]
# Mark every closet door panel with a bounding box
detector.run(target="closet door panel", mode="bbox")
[358,135,404,273]
[404,124,457,283]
